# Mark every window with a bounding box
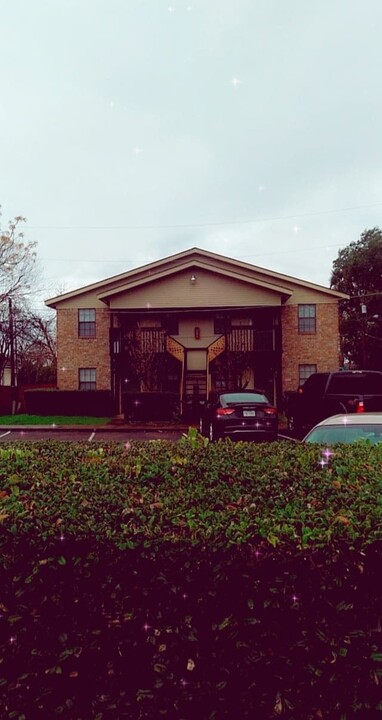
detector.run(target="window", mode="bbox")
[79,368,96,390]
[214,314,231,334]
[298,304,316,334]
[78,309,96,337]
[299,364,317,386]
[163,315,179,335]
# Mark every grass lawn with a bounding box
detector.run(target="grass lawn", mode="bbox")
[0,414,111,425]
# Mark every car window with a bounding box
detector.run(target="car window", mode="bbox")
[305,424,382,444]
[220,393,268,404]
[327,373,382,394]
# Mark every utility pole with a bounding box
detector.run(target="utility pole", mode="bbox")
[361,303,367,369]
[8,297,17,414]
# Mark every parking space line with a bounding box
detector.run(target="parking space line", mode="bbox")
[0,431,11,438]
[88,431,96,442]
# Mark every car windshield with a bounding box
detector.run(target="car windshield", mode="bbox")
[305,424,382,445]
[220,393,268,405]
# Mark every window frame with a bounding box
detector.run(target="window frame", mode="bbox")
[214,314,231,335]
[298,304,316,334]
[298,363,317,386]
[78,308,96,338]
[79,367,97,391]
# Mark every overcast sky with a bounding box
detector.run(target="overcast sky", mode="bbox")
[1,0,382,314]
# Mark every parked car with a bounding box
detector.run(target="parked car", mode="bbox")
[284,370,382,432]
[199,390,278,442]
[303,412,382,445]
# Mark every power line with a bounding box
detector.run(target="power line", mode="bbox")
[25,201,382,232]
[37,241,350,266]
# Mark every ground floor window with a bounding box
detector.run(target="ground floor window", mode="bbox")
[79,367,96,390]
[298,363,317,386]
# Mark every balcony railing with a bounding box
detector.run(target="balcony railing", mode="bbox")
[110,326,274,356]
[226,328,274,353]
[110,327,166,355]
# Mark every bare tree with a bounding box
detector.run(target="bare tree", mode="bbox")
[16,308,57,384]
[125,325,165,391]
[0,209,37,303]
[0,301,56,385]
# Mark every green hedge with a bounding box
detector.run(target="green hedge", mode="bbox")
[24,389,114,417]
[124,391,180,421]
[1,432,382,718]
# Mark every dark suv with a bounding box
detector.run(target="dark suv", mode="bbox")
[284,370,382,432]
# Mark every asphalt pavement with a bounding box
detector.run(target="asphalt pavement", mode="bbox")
[0,422,297,443]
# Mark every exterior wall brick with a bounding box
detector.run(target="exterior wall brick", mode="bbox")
[281,303,340,391]
[56,308,111,390]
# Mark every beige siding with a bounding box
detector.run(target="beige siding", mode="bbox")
[108,269,282,309]
[54,291,107,309]
[284,287,341,304]
[175,316,218,349]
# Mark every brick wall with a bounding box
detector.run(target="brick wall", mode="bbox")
[56,308,111,390]
[281,303,340,391]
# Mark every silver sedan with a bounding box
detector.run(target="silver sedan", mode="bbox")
[303,412,382,445]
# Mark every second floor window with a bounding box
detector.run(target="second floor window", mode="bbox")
[214,314,231,334]
[78,309,96,338]
[298,304,316,334]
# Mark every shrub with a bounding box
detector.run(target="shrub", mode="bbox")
[0,435,381,718]
[124,391,179,421]
[24,389,114,416]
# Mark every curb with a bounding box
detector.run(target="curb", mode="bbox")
[0,425,192,433]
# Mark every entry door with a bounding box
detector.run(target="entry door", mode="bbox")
[185,350,207,402]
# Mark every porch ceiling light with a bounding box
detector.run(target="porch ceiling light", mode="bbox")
[190,273,197,284]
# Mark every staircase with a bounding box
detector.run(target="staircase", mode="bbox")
[185,371,207,401]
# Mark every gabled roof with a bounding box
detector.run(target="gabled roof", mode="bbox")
[45,246,348,307]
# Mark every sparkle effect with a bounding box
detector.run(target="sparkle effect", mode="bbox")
[231,76,243,87]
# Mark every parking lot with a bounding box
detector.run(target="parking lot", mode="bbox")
[0,427,297,443]
[0,427,188,443]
